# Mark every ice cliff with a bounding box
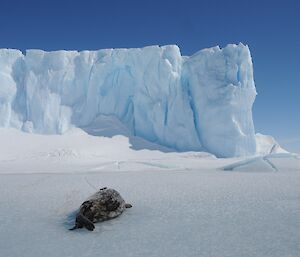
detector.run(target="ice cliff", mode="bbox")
[0,43,257,157]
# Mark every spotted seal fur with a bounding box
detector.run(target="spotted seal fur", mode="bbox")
[70,187,132,231]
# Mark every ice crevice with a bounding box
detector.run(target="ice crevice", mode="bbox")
[222,153,298,172]
[262,156,278,171]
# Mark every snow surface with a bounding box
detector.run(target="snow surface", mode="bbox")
[0,44,257,157]
[0,129,299,257]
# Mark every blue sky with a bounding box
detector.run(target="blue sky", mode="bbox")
[0,0,299,152]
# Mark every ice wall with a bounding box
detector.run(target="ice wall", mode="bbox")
[183,44,257,157]
[0,44,257,157]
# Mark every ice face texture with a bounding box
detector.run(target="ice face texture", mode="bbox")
[183,44,257,157]
[0,44,257,157]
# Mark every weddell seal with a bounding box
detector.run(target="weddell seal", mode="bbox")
[70,187,132,231]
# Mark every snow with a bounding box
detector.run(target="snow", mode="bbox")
[0,44,257,157]
[2,170,300,257]
[0,127,220,174]
[0,129,299,257]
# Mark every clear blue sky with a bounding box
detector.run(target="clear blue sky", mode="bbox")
[0,0,299,152]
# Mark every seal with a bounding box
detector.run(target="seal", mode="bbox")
[70,187,132,231]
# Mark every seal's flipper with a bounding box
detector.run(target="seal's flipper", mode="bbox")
[125,203,132,208]
[69,225,78,231]
[76,213,95,231]
[69,220,83,231]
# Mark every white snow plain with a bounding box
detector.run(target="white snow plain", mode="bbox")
[0,127,299,257]
[0,43,256,157]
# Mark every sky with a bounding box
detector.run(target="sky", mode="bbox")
[0,0,299,152]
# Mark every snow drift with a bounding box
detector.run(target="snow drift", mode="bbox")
[0,43,257,157]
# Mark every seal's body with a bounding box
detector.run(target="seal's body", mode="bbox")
[70,187,132,231]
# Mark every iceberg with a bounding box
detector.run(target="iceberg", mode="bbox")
[0,43,257,157]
